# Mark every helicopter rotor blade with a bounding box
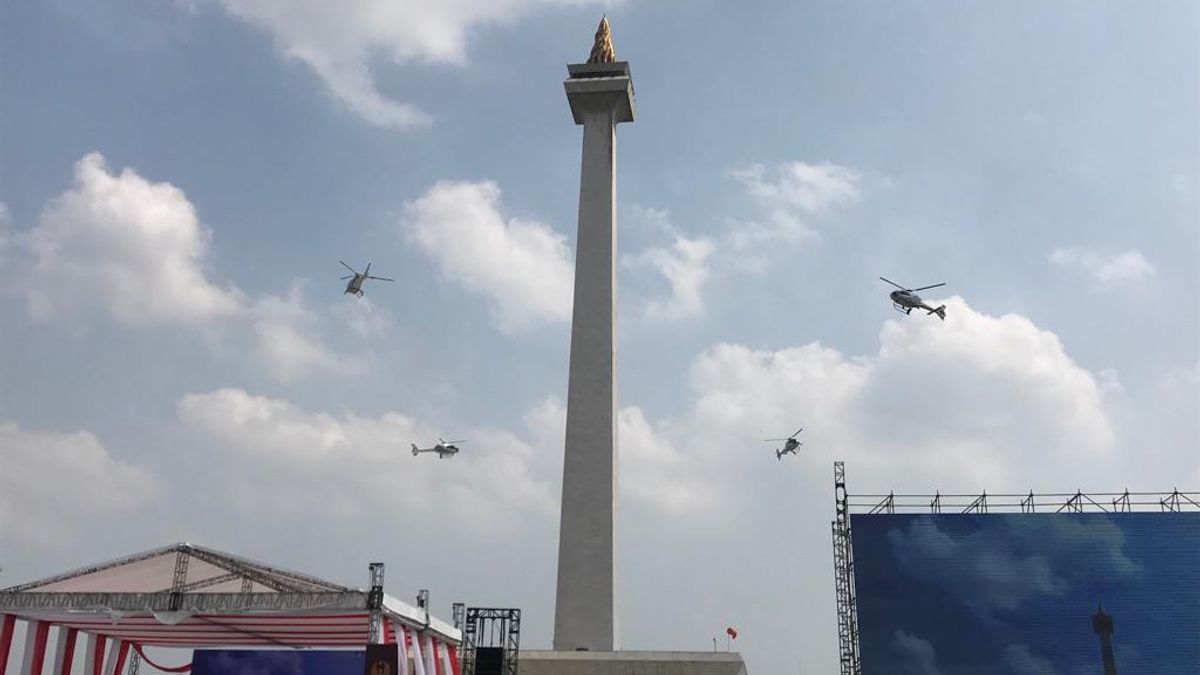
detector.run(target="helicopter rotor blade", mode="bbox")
[368,276,395,282]
[340,260,357,274]
[792,427,804,438]
[443,439,467,444]
[910,282,946,292]
[762,438,788,442]
[879,276,907,290]
[340,275,353,280]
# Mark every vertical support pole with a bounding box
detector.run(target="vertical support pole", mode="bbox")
[409,629,426,675]
[392,623,411,675]
[422,634,436,675]
[20,620,50,675]
[0,614,16,675]
[82,634,104,675]
[102,641,128,675]
[49,628,76,675]
[367,563,385,645]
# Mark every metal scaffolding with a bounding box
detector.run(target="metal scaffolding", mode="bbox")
[831,461,862,675]
[460,608,521,675]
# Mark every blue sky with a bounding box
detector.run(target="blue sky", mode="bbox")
[852,513,1200,675]
[1,2,1197,674]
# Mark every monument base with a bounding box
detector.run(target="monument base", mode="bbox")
[519,651,747,675]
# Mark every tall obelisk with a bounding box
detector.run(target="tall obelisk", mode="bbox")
[553,17,635,653]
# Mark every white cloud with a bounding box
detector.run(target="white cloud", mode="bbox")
[405,180,574,333]
[0,202,11,254]
[0,422,160,545]
[200,0,614,128]
[23,152,245,324]
[887,515,1138,619]
[16,153,369,381]
[623,234,714,320]
[1003,645,1062,675]
[598,297,1118,523]
[251,288,368,381]
[889,631,942,675]
[525,396,713,516]
[1049,247,1157,285]
[726,161,860,248]
[177,388,557,532]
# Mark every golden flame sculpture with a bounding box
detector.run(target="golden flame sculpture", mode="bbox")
[587,16,616,64]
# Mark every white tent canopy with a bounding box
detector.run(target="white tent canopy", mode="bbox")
[0,543,460,674]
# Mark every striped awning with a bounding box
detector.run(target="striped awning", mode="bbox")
[18,612,376,648]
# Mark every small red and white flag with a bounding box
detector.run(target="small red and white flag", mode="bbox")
[726,627,738,640]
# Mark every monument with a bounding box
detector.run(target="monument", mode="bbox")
[553,15,632,654]
[524,17,749,675]
[1092,605,1118,675]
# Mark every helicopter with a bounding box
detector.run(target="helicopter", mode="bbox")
[340,261,394,297]
[411,439,465,459]
[879,277,947,320]
[763,427,804,460]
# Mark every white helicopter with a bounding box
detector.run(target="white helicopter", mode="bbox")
[411,439,465,459]
[764,427,804,460]
[340,261,394,297]
[880,277,946,320]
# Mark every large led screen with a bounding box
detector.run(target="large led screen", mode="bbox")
[851,513,1200,674]
[193,649,363,675]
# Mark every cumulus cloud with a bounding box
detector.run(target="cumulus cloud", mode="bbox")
[586,296,1118,523]
[623,234,714,320]
[23,152,245,324]
[889,631,942,675]
[251,288,368,381]
[0,422,160,545]
[0,202,11,254]
[405,180,574,333]
[887,515,1139,619]
[177,388,557,532]
[1003,645,1062,675]
[1049,247,1157,285]
[525,397,713,516]
[198,0,612,128]
[725,161,860,247]
[15,153,369,381]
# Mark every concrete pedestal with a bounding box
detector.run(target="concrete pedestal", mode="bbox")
[520,651,747,675]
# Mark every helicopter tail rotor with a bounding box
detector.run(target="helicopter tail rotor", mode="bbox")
[928,305,946,321]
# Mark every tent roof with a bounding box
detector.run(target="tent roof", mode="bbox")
[0,543,460,646]
[4,543,352,595]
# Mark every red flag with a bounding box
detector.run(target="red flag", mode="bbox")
[726,627,738,640]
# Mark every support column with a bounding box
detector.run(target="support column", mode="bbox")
[49,628,76,675]
[0,615,16,675]
[82,634,105,675]
[19,621,49,675]
[553,50,635,653]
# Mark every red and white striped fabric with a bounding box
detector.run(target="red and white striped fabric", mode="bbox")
[37,613,374,648]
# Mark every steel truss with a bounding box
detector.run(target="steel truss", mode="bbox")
[850,489,1200,514]
[460,608,521,675]
[831,462,862,675]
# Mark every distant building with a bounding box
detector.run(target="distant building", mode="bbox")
[1092,605,1118,675]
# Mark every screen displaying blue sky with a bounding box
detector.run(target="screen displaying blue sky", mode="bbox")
[852,513,1200,675]
[2,2,1196,673]
[193,649,363,675]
